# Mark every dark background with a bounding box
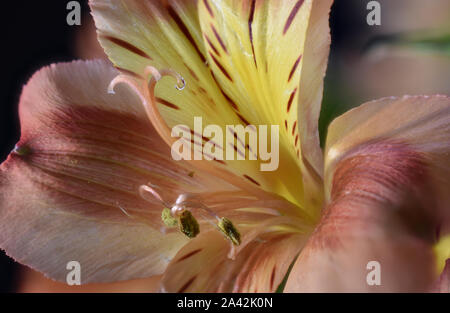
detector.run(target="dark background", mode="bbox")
[0,0,392,292]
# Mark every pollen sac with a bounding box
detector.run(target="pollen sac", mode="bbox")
[161,208,178,228]
[217,217,241,246]
[178,210,200,239]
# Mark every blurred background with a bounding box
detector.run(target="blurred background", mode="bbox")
[0,0,449,292]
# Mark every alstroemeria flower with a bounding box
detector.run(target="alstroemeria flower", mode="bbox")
[0,0,449,292]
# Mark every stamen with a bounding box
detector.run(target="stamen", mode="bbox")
[174,194,242,249]
[181,201,220,221]
[161,207,178,228]
[139,184,242,250]
[217,217,241,246]
[228,244,237,261]
[178,210,200,238]
[175,193,190,206]
[139,184,171,207]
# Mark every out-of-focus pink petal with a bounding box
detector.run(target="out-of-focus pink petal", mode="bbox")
[18,267,162,293]
[285,95,450,292]
[325,95,450,230]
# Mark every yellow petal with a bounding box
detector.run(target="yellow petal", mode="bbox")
[197,0,329,208]
[434,235,450,274]
[91,0,332,213]
[296,0,333,213]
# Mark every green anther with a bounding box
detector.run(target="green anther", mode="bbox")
[161,208,178,228]
[178,210,200,238]
[217,217,241,246]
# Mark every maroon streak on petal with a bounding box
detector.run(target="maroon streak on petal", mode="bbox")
[209,52,233,82]
[184,63,200,81]
[283,0,305,35]
[243,174,260,186]
[101,35,152,60]
[211,23,228,54]
[178,275,198,293]
[176,248,203,263]
[236,113,251,126]
[203,0,214,18]
[166,4,206,63]
[156,97,180,110]
[205,34,221,57]
[288,55,302,82]
[114,66,143,79]
[286,88,297,113]
[270,265,277,290]
[220,88,239,111]
[248,0,257,67]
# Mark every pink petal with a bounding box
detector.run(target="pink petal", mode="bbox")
[286,95,450,292]
[161,218,308,292]
[0,60,243,283]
